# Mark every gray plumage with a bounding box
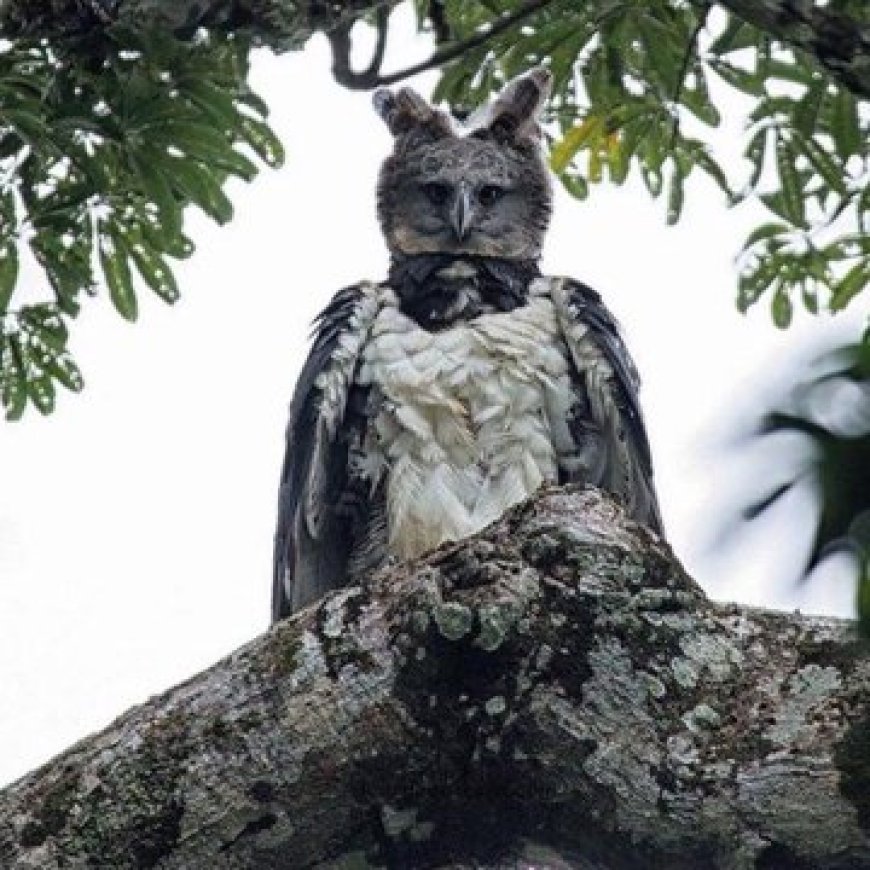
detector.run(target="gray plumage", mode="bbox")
[273,69,662,622]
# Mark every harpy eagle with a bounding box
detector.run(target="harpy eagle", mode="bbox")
[273,69,662,621]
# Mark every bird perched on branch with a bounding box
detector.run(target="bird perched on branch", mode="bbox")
[273,69,662,621]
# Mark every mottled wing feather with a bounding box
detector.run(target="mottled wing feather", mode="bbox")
[272,283,382,622]
[549,277,663,535]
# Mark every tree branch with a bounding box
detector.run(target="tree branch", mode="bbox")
[1,487,868,868]
[331,0,553,91]
[711,0,870,100]
[328,5,391,90]
[1,1,868,104]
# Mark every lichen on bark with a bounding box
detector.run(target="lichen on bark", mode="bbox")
[0,486,868,868]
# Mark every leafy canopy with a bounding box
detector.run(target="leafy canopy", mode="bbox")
[1,0,869,420]
[0,29,282,419]
[419,0,870,330]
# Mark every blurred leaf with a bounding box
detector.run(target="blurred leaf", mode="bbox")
[99,225,138,322]
[771,285,793,328]
[642,165,663,198]
[0,335,26,420]
[741,222,790,252]
[740,340,870,627]
[238,115,285,168]
[167,157,234,225]
[708,14,759,56]
[793,133,848,197]
[550,116,602,173]
[129,244,180,305]
[775,136,806,227]
[830,88,862,160]
[666,163,684,225]
[831,261,869,312]
[27,372,55,415]
[708,58,765,96]
[0,240,18,313]
[792,80,825,137]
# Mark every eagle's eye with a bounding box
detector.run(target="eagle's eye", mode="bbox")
[421,182,452,205]
[478,184,505,206]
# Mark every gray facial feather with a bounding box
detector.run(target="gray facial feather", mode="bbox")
[375,71,552,260]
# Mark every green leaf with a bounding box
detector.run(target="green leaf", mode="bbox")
[129,244,179,304]
[42,352,83,392]
[775,136,806,227]
[607,127,637,185]
[687,147,732,200]
[550,116,602,173]
[761,58,815,87]
[168,157,234,225]
[0,240,18,313]
[759,192,795,225]
[130,152,183,235]
[20,306,68,351]
[823,234,870,260]
[831,261,868,312]
[831,88,862,160]
[0,334,27,420]
[792,80,825,137]
[27,372,55,415]
[636,13,679,95]
[801,282,818,315]
[741,222,790,252]
[99,225,138,322]
[742,127,769,195]
[708,15,759,56]
[641,165,663,198]
[5,109,51,144]
[771,285,793,329]
[181,78,242,128]
[140,222,195,260]
[559,173,589,200]
[149,120,235,161]
[794,134,848,197]
[238,115,285,168]
[708,58,765,96]
[680,66,720,127]
[666,164,684,225]
[239,88,270,119]
[738,256,780,312]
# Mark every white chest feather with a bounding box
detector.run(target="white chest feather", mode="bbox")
[357,288,575,559]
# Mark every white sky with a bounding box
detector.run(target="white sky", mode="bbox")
[0,10,866,786]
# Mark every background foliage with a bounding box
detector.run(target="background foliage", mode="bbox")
[423,0,870,327]
[0,29,282,419]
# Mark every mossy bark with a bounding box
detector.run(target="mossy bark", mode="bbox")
[1,487,868,868]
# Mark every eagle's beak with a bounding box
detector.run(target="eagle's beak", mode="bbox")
[450,185,473,242]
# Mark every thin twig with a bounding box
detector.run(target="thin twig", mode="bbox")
[329,5,391,89]
[329,0,554,91]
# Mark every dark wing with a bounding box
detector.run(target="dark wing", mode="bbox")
[272,283,384,623]
[549,277,663,536]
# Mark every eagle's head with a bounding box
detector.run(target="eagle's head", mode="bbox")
[374,69,553,262]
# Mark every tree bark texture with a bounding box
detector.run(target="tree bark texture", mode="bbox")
[0,0,868,101]
[0,487,868,869]
[716,0,870,100]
